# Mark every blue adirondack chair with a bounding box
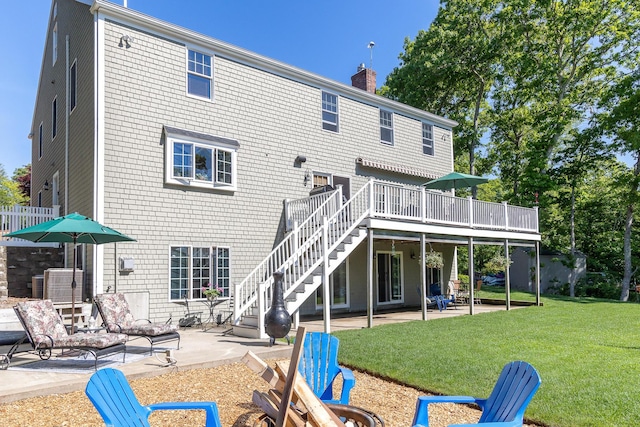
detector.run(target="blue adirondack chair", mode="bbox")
[85,368,222,427]
[412,361,541,427]
[298,332,356,405]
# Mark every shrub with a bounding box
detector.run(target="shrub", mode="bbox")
[558,273,620,299]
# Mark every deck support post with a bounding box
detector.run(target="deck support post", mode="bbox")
[468,237,475,316]
[505,239,511,311]
[367,227,373,328]
[421,234,427,321]
[535,241,541,306]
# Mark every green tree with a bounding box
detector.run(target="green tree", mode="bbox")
[384,0,504,195]
[12,164,30,204]
[0,164,26,206]
[597,68,640,300]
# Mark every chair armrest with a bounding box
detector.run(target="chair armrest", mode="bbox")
[412,395,479,427]
[134,319,152,325]
[147,401,222,427]
[33,334,55,348]
[338,366,356,405]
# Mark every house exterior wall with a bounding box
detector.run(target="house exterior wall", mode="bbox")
[30,0,462,322]
[92,15,455,320]
[30,0,96,298]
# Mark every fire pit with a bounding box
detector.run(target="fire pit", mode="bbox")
[253,404,385,427]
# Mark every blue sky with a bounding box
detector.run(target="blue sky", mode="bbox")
[0,0,440,176]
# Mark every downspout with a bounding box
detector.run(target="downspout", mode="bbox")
[64,35,70,269]
[65,35,69,216]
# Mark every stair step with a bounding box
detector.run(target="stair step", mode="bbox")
[232,324,262,339]
[241,314,259,327]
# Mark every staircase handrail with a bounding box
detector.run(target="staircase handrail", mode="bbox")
[234,188,343,321]
[277,181,372,312]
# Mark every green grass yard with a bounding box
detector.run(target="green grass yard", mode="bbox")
[333,295,640,426]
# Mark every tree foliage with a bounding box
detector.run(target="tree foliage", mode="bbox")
[0,164,27,207]
[384,0,640,293]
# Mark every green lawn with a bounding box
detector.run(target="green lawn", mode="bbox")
[333,295,640,426]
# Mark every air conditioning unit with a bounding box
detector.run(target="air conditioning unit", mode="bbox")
[44,268,83,303]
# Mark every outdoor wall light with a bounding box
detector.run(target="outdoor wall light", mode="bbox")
[120,34,133,48]
[295,155,307,163]
[43,180,49,191]
[303,169,311,187]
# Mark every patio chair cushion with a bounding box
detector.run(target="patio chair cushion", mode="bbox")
[95,293,178,336]
[14,300,127,349]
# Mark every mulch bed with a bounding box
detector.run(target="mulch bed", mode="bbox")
[0,298,538,426]
[0,359,543,427]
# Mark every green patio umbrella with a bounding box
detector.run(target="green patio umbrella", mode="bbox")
[6,212,135,332]
[423,171,489,190]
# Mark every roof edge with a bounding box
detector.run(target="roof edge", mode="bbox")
[90,0,457,129]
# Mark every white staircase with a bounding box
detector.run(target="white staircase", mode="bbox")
[232,182,372,338]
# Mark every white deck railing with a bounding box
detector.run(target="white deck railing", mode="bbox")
[0,205,60,245]
[237,180,540,331]
[287,180,539,233]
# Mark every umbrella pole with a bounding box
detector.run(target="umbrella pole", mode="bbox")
[71,238,77,334]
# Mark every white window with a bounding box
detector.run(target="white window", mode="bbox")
[380,110,394,145]
[52,23,58,65]
[38,123,43,159]
[170,246,230,301]
[70,60,77,112]
[322,91,339,132]
[187,49,212,99]
[165,127,238,191]
[422,123,434,156]
[51,97,57,140]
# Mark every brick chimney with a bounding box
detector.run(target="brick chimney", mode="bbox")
[351,63,377,94]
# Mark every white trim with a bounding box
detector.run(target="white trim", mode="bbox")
[93,12,106,294]
[89,0,457,129]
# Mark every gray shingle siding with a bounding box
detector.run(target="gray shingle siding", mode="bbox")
[32,1,456,321]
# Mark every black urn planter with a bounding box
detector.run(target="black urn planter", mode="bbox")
[264,271,291,345]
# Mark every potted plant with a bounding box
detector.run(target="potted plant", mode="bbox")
[202,283,222,301]
[424,251,444,269]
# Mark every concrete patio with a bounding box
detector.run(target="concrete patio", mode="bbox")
[0,304,510,404]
